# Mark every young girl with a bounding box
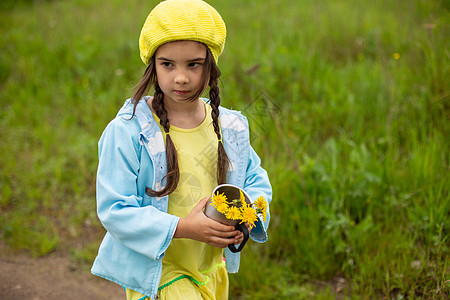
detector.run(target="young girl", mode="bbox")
[91,0,271,299]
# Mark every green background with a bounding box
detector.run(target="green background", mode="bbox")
[1,0,448,298]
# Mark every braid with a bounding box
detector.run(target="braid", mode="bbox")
[209,63,230,185]
[152,84,170,133]
[209,81,220,133]
[131,64,153,118]
[145,86,180,197]
[133,57,180,197]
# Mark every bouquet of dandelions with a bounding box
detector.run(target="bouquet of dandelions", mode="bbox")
[209,189,268,229]
[205,184,268,253]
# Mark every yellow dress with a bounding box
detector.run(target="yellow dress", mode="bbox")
[126,103,228,300]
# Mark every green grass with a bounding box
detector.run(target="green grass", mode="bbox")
[1,0,449,298]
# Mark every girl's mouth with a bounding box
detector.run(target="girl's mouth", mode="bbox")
[174,90,189,95]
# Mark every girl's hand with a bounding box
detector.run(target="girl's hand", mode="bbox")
[174,196,241,248]
[233,222,252,245]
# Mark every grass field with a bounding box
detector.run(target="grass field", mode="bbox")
[1,0,449,298]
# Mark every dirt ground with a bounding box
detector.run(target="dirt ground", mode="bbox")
[0,251,124,300]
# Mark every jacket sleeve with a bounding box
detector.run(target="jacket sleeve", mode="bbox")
[96,117,179,261]
[243,145,272,243]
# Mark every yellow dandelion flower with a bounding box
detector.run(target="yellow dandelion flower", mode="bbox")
[393,53,400,60]
[240,204,258,228]
[239,190,246,205]
[260,209,267,222]
[255,196,267,210]
[211,191,227,207]
[225,206,242,220]
[216,202,230,214]
[255,196,268,222]
[211,192,229,213]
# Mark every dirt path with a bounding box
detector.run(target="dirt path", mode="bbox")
[0,252,124,299]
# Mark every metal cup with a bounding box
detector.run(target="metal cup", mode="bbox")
[205,184,251,253]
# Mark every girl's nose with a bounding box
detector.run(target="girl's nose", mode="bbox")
[174,71,189,84]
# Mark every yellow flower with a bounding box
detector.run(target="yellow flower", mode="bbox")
[211,192,229,213]
[239,190,246,205]
[255,196,267,222]
[393,53,400,60]
[225,206,242,220]
[216,202,229,214]
[255,196,266,210]
[260,209,267,222]
[240,203,258,228]
[211,191,227,206]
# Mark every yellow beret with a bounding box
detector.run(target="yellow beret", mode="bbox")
[139,0,226,65]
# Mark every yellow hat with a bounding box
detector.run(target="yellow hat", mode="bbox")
[139,0,226,65]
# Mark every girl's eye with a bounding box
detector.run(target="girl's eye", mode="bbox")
[188,62,201,68]
[162,62,173,68]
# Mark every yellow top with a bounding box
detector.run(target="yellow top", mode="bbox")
[159,103,224,288]
[126,103,227,299]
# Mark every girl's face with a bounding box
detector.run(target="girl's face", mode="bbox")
[155,40,207,105]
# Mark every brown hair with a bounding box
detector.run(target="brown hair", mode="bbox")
[131,46,229,197]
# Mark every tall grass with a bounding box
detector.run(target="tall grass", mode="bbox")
[1,0,448,298]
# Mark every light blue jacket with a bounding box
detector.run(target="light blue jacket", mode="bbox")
[91,97,272,299]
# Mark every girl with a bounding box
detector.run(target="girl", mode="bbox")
[91,0,272,299]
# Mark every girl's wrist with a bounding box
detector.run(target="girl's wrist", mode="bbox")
[174,217,188,239]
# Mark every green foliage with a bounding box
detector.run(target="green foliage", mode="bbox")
[1,0,448,298]
[1,211,59,257]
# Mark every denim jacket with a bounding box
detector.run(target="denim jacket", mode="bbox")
[91,97,272,299]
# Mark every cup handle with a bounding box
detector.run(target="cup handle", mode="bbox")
[227,223,249,253]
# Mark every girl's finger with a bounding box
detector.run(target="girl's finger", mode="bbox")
[209,228,240,238]
[209,236,234,248]
[234,234,243,245]
[207,219,235,233]
[245,222,253,233]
